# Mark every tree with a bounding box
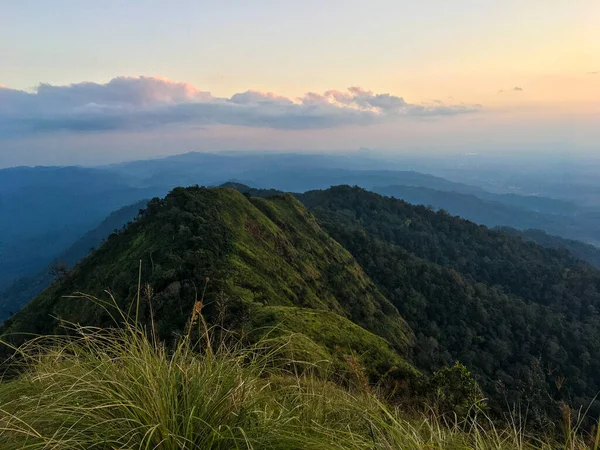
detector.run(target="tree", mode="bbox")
[430,362,486,418]
[49,261,69,281]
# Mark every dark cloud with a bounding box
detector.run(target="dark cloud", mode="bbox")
[0,76,481,135]
[513,87,523,91]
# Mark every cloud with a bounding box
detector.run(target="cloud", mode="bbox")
[0,76,481,135]
[229,90,292,105]
[513,87,523,91]
[588,71,598,75]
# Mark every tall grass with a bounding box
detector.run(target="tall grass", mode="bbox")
[0,292,597,449]
[0,323,363,449]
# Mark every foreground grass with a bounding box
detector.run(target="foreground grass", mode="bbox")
[0,318,597,449]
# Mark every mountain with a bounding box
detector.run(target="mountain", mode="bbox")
[0,166,143,242]
[294,186,600,423]
[126,152,583,215]
[4,152,598,292]
[7,183,600,425]
[0,166,163,290]
[498,227,600,269]
[482,192,580,215]
[1,187,414,380]
[372,185,599,244]
[3,154,478,290]
[16,177,600,320]
[108,151,429,187]
[111,151,491,197]
[0,199,148,321]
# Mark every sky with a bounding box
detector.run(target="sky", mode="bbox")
[0,0,599,167]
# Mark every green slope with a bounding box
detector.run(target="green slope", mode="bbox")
[296,185,600,423]
[2,186,413,378]
[251,305,418,379]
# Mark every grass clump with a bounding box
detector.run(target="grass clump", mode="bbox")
[0,293,598,449]
[0,321,370,449]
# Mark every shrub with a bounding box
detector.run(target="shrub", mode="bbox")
[430,361,486,418]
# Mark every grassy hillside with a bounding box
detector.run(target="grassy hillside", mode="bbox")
[3,317,591,449]
[1,187,413,379]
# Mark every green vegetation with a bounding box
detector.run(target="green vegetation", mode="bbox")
[371,184,596,246]
[250,305,418,380]
[498,227,600,269]
[1,302,597,450]
[1,187,412,379]
[6,184,600,442]
[2,316,388,449]
[297,186,600,425]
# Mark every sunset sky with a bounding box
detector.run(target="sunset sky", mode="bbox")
[1,0,598,167]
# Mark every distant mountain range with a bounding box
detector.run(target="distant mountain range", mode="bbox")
[0,199,148,320]
[497,227,600,269]
[2,151,600,318]
[373,185,599,245]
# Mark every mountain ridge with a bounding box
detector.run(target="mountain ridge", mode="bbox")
[4,153,598,294]
[1,186,414,380]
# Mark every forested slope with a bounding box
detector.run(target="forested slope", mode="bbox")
[498,226,600,269]
[297,186,600,423]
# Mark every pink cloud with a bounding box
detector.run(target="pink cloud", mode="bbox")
[0,76,481,135]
